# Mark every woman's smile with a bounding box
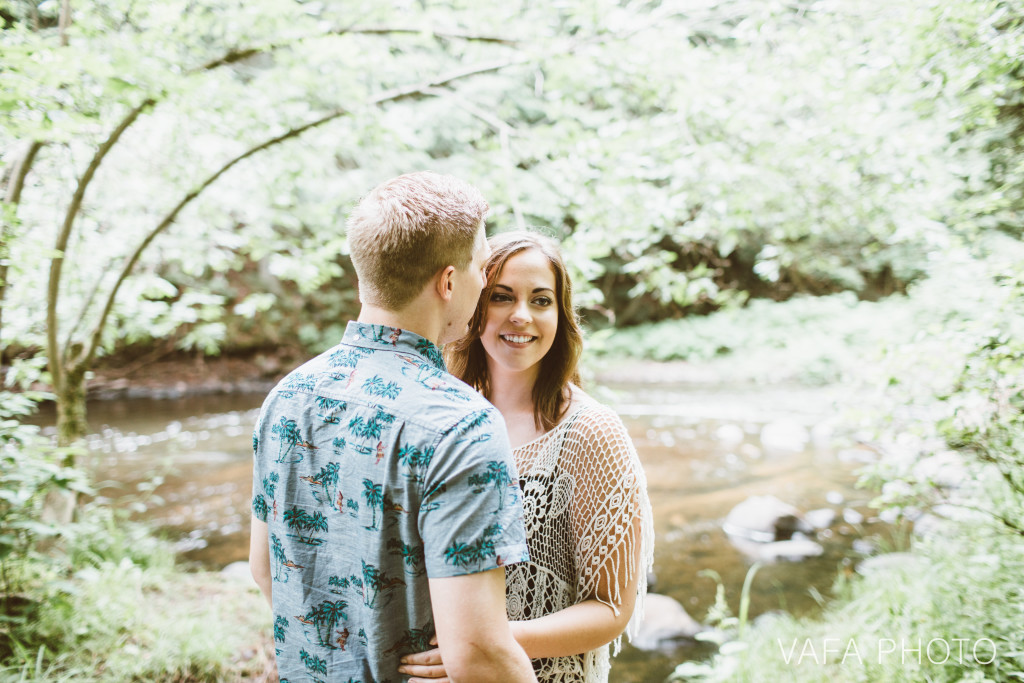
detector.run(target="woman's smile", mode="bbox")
[501,333,538,346]
[481,247,559,377]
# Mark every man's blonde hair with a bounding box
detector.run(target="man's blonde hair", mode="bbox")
[347,171,488,310]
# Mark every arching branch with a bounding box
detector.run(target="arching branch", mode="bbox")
[4,140,44,204]
[80,53,539,370]
[424,86,525,230]
[47,98,155,390]
[195,25,521,72]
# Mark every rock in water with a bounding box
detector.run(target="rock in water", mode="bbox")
[221,560,255,583]
[632,593,705,652]
[723,495,812,542]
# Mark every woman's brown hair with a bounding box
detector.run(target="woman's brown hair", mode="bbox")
[446,230,584,431]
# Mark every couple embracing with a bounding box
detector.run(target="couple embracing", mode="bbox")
[249,171,654,683]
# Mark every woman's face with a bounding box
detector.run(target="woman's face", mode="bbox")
[480,247,559,379]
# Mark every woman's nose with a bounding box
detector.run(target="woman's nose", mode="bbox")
[510,301,532,324]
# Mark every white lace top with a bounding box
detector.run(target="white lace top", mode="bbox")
[506,400,655,682]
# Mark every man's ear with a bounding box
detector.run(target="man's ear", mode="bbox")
[435,265,456,302]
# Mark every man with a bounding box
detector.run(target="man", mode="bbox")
[249,172,536,683]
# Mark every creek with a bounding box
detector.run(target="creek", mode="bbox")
[42,378,886,683]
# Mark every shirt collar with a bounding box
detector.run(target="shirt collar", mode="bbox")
[342,321,447,372]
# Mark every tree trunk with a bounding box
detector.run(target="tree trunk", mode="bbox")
[0,225,9,374]
[42,362,87,525]
[55,362,89,452]
[59,0,72,46]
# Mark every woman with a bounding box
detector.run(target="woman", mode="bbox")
[399,231,654,682]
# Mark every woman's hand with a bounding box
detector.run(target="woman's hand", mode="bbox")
[398,636,449,682]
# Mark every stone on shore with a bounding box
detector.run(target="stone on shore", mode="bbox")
[632,593,705,651]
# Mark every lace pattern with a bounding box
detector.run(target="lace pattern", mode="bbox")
[506,401,655,682]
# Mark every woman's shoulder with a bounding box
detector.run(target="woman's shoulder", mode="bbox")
[564,387,622,427]
[560,388,635,454]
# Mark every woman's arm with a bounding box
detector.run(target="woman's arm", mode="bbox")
[509,516,643,658]
[399,517,642,681]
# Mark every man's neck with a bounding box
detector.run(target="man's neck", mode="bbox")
[357,303,441,346]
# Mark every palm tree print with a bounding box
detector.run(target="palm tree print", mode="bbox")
[443,541,476,568]
[263,472,279,497]
[468,460,515,509]
[384,625,435,656]
[315,396,347,424]
[332,436,346,454]
[348,415,380,440]
[369,324,399,345]
[348,406,395,441]
[398,444,434,470]
[421,479,447,512]
[270,533,302,582]
[362,375,402,400]
[362,479,383,530]
[346,498,359,516]
[253,494,269,522]
[285,373,317,392]
[300,599,348,648]
[388,538,426,575]
[328,347,367,368]
[415,338,445,369]
[458,409,492,432]
[328,575,352,594]
[283,507,329,545]
[444,523,503,568]
[274,615,288,643]
[302,462,340,505]
[399,355,470,401]
[272,417,302,463]
[299,649,327,681]
[360,559,405,608]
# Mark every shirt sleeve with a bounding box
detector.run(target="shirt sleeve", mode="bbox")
[419,407,530,578]
[250,404,272,523]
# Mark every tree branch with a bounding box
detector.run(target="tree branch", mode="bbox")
[423,86,525,229]
[47,98,155,391]
[80,106,351,370]
[1,140,43,373]
[81,52,542,370]
[194,25,521,72]
[4,140,44,204]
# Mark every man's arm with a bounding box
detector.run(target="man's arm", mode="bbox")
[249,516,272,607]
[428,568,537,683]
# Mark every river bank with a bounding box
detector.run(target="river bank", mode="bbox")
[32,356,890,683]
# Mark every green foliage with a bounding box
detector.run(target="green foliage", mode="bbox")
[0,363,260,679]
[0,560,270,683]
[661,234,1024,683]
[6,0,1016,372]
[668,529,1024,682]
[0,362,87,573]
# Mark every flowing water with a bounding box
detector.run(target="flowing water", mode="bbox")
[39,379,887,683]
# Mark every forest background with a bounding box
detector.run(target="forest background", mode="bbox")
[1,0,1022,681]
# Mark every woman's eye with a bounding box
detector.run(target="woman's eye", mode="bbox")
[533,297,553,307]
[490,293,512,303]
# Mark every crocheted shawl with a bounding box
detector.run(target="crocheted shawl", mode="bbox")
[506,401,655,682]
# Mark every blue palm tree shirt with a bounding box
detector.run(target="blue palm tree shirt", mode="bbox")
[252,321,530,683]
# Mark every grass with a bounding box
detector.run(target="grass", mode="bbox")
[668,521,1024,682]
[0,509,273,683]
[587,253,997,386]
[656,242,1024,682]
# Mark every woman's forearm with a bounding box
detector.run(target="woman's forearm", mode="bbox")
[511,598,634,659]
